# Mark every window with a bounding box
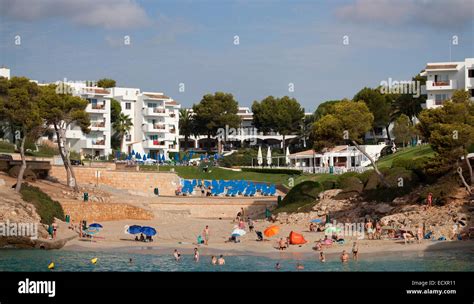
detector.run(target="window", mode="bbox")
[147,103,157,108]
[149,135,158,140]
[470,89,474,97]
[435,94,448,105]
[125,103,131,110]
[125,134,131,141]
[469,69,474,78]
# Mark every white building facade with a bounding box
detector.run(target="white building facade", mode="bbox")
[421,58,474,109]
[60,82,113,157]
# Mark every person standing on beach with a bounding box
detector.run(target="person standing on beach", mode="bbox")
[217,255,225,265]
[248,218,254,232]
[340,250,349,263]
[173,249,181,262]
[352,242,359,260]
[203,225,210,245]
[319,252,326,263]
[194,248,200,262]
[427,192,433,208]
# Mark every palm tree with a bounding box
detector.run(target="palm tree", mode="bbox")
[179,108,194,151]
[112,113,133,152]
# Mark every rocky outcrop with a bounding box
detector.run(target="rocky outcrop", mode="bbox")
[275,188,472,237]
[0,179,50,248]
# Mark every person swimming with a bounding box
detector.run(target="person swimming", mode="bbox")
[296,262,304,270]
[173,249,181,262]
[211,256,217,265]
[193,248,200,262]
[340,250,349,263]
[275,262,281,270]
[217,255,225,265]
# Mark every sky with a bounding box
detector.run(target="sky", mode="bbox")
[0,0,473,112]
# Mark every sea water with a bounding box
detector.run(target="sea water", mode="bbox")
[0,248,473,272]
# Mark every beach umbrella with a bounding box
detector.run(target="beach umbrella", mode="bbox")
[231,229,246,237]
[89,223,103,228]
[147,152,151,159]
[143,154,147,161]
[266,146,272,166]
[131,150,135,156]
[264,225,280,237]
[325,226,341,234]
[257,146,263,166]
[311,219,322,223]
[126,155,131,160]
[140,226,157,236]
[116,151,121,159]
[200,154,204,161]
[136,153,142,160]
[127,225,142,234]
[161,153,165,162]
[174,153,179,162]
[285,146,290,165]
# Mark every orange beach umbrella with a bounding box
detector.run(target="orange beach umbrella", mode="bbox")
[264,225,280,237]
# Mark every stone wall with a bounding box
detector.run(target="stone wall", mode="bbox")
[149,197,278,219]
[61,202,154,222]
[50,166,180,196]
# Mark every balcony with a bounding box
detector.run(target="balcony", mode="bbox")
[90,121,106,131]
[143,107,167,116]
[88,103,106,113]
[143,140,166,149]
[426,80,457,90]
[85,139,106,149]
[143,123,166,133]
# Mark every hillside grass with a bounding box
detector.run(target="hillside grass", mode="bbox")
[20,184,65,225]
[376,145,435,169]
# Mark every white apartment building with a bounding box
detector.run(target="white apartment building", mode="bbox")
[108,87,140,153]
[0,67,10,79]
[179,106,297,150]
[421,58,474,109]
[59,82,113,157]
[130,92,180,159]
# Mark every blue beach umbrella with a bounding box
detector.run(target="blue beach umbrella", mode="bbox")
[147,152,151,159]
[174,153,179,162]
[200,154,204,161]
[161,154,165,162]
[136,153,142,160]
[127,225,142,234]
[89,223,103,228]
[131,150,135,156]
[311,219,322,223]
[126,155,131,160]
[140,226,157,236]
[143,154,147,161]
[115,151,121,159]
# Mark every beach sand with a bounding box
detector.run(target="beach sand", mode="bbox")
[60,216,474,259]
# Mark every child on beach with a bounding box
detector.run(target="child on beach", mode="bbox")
[203,226,209,245]
[319,252,326,263]
[352,242,359,260]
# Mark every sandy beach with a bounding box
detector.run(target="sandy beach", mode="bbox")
[59,217,474,259]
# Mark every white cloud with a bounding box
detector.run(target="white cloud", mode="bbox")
[0,0,152,29]
[336,0,474,30]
